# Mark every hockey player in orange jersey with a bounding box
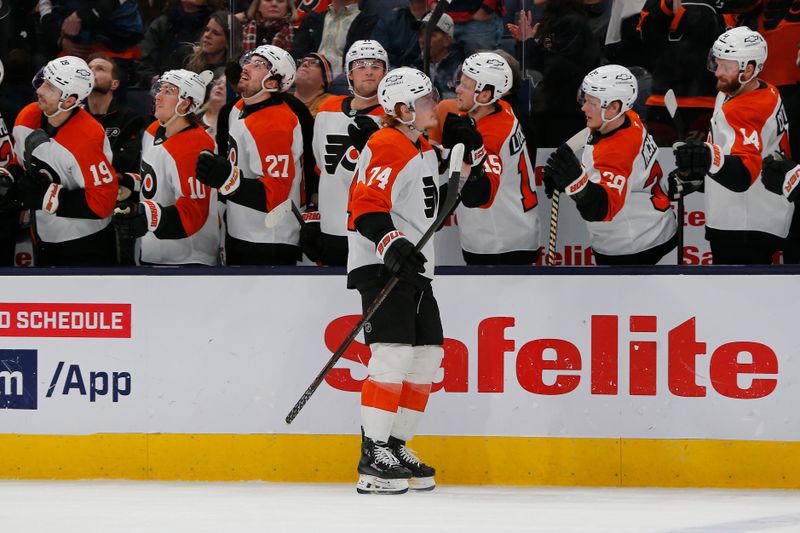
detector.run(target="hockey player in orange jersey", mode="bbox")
[303,40,388,265]
[542,65,678,265]
[195,45,304,265]
[443,52,540,265]
[672,27,793,264]
[347,67,490,495]
[10,56,119,266]
[112,69,219,266]
[0,59,20,265]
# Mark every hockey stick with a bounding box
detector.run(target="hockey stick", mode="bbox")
[544,127,589,265]
[264,198,304,228]
[664,89,685,265]
[423,0,453,77]
[285,143,466,424]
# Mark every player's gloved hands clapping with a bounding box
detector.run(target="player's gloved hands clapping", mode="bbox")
[196,150,240,194]
[762,153,800,202]
[377,230,426,282]
[441,113,486,167]
[112,203,148,240]
[348,115,380,152]
[542,144,584,196]
[673,141,719,179]
[667,170,704,201]
[298,210,323,262]
[17,168,53,210]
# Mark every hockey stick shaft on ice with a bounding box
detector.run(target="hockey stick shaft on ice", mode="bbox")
[545,127,589,265]
[285,144,466,424]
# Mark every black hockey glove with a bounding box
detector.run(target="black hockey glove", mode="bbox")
[348,115,380,152]
[762,153,800,202]
[667,169,704,201]
[441,113,486,167]
[23,129,50,170]
[377,230,426,282]
[673,141,722,179]
[118,172,142,202]
[543,144,586,195]
[298,210,323,262]
[196,150,240,195]
[112,203,148,241]
[17,169,55,211]
[0,168,18,212]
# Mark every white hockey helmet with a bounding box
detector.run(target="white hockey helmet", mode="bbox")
[245,44,297,92]
[708,26,768,79]
[157,69,214,114]
[378,67,433,117]
[346,40,388,73]
[34,56,94,104]
[579,64,638,116]
[460,52,513,105]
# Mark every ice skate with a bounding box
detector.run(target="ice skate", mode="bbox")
[388,436,436,491]
[356,436,412,495]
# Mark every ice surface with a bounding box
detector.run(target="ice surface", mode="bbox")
[0,481,798,533]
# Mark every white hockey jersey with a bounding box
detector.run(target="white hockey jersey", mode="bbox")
[137,121,219,265]
[225,97,303,245]
[582,110,677,256]
[13,103,118,243]
[347,127,439,279]
[455,100,541,254]
[313,96,383,237]
[705,82,793,237]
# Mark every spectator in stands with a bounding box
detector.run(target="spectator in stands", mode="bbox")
[508,0,599,148]
[199,71,229,136]
[293,53,335,116]
[371,0,428,68]
[446,0,505,57]
[185,11,242,73]
[44,0,145,103]
[137,0,216,87]
[294,0,332,28]
[86,53,146,176]
[293,0,378,76]
[413,13,463,99]
[50,0,144,61]
[239,0,297,53]
[637,0,728,146]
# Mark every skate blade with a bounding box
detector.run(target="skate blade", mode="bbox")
[356,475,409,495]
[409,476,435,491]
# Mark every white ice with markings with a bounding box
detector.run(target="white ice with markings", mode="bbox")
[0,481,799,532]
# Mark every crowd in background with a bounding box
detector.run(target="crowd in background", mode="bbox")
[0,0,798,267]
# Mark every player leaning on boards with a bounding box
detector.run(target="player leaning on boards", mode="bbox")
[9,56,118,266]
[195,45,304,265]
[347,67,486,495]
[302,40,388,265]
[671,27,792,265]
[112,69,219,266]
[443,52,539,265]
[542,65,677,265]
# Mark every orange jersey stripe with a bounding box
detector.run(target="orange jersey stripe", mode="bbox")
[398,381,432,412]
[242,101,300,211]
[164,125,215,235]
[361,378,403,412]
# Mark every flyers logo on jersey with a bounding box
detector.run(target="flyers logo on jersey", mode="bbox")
[324,134,358,174]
